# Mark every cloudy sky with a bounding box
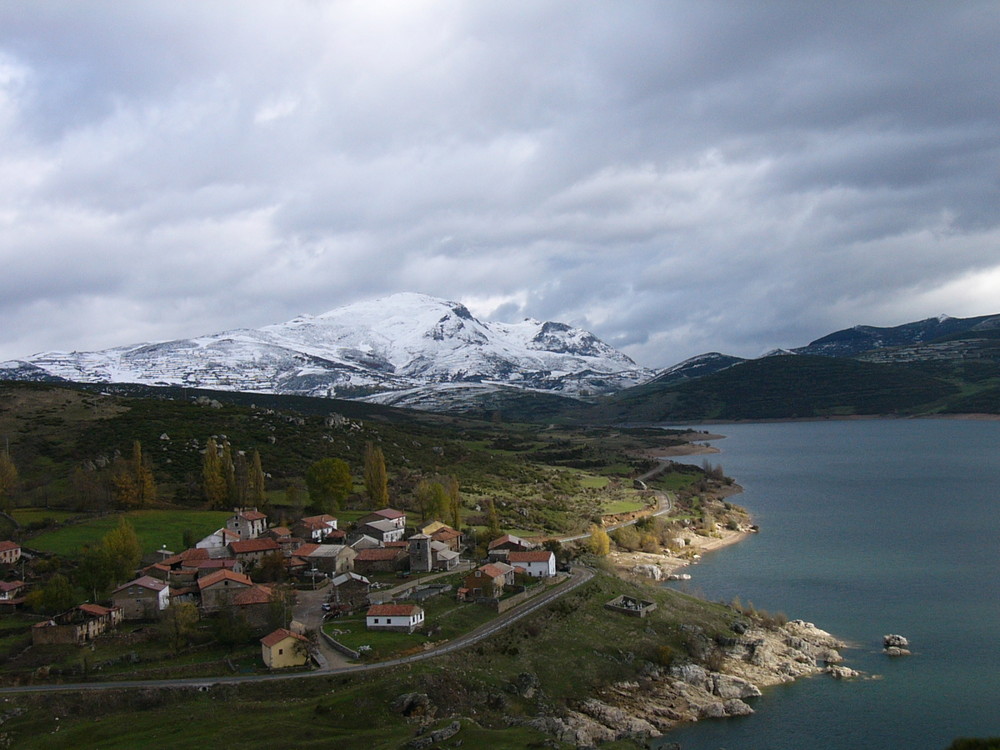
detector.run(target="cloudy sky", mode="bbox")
[2,1,998,369]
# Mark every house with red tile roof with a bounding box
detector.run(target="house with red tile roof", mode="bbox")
[198,569,254,609]
[228,537,282,567]
[261,627,312,668]
[462,562,516,599]
[353,546,407,575]
[366,603,424,633]
[507,550,556,578]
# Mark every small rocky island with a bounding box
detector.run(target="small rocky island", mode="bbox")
[883,634,912,656]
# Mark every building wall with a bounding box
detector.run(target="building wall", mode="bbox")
[262,638,308,668]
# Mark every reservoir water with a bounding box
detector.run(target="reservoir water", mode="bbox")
[657,419,1000,750]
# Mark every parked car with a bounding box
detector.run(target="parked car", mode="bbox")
[321,603,331,611]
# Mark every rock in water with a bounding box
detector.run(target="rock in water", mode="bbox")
[883,634,911,656]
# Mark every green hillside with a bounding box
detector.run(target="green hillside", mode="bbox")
[588,355,973,422]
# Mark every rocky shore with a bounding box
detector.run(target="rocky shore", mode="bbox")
[528,620,849,746]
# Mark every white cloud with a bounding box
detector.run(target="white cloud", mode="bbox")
[0,1,998,368]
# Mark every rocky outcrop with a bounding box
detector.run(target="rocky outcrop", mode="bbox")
[632,564,664,581]
[530,619,850,744]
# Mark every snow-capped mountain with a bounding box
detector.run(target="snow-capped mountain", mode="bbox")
[7,293,651,408]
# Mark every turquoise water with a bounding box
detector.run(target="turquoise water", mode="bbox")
[657,420,1000,750]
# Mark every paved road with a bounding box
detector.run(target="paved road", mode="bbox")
[0,567,594,695]
[561,458,676,543]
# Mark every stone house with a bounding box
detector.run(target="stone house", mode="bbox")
[462,562,516,600]
[198,569,254,610]
[354,547,408,575]
[228,537,282,568]
[225,508,268,541]
[292,543,357,576]
[31,604,123,645]
[111,575,170,620]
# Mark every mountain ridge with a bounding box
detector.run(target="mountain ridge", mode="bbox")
[3,293,651,409]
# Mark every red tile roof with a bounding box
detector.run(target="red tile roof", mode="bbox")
[355,547,404,562]
[0,580,24,593]
[229,538,281,555]
[366,604,422,617]
[487,534,532,550]
[476,563,510,579]
[197,569,252,590]
[232,584,273,606]
[507,550,554,564]
[79,603,115,617]
[260,627,309,648]
[0,541,20,553]
[238,510,267,521]
[292,543,320,557]
[372,508,405,520]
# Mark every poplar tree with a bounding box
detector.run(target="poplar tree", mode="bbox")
[133,440,157,507]
[444,475,461,529]
[0,449,17,513]
[249,450,267,509]
[221,440,237,506]
[202,438,227,509]
[486,498,501,539]
[363,442,389,508]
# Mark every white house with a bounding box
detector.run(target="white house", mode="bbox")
[365,604,425,633]
[360,519,406,544]
[507,550,556,578]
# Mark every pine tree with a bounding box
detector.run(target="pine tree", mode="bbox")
[202,438,227,509]
[363,442,389,509]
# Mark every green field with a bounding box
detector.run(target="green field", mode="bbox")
[11,508,79,525]
[27,510,231,556]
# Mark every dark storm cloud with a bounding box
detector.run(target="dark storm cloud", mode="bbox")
[1,1,998,368]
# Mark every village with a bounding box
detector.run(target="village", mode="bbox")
[0,505,568,675]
